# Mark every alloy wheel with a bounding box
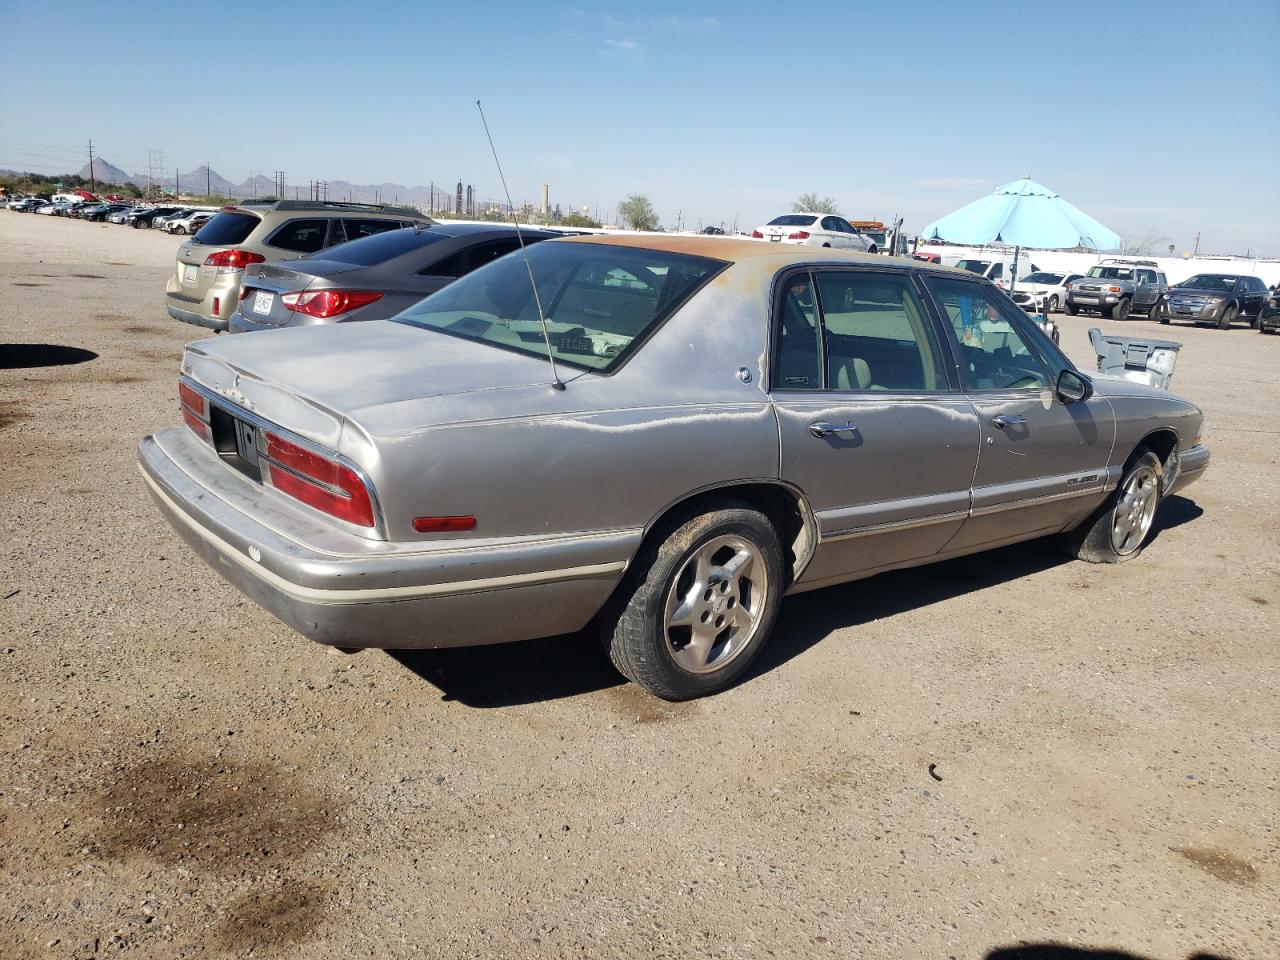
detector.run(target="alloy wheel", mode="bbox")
[1111,465,1159,555]
[663,535,769,674]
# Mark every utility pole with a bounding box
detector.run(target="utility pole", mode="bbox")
[87,140,96,193]
[1193,232,1201,256]
[206,163,210,198]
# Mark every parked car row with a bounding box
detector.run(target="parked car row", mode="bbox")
[139,233,1211,700]
[3,195,218,230]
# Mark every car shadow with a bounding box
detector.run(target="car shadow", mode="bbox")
[1,343,99,369]
[387,498,1204,709]
[986,945,1232,960]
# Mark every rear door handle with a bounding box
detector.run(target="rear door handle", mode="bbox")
[809,421,859,438]
[992,415,1026,429]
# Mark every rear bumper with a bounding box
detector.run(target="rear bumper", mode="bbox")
[167,303,227,331]
[137,429,633,650]
[1259,311,1280,332]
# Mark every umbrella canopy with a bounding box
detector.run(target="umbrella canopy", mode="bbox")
[918,178,1121,251]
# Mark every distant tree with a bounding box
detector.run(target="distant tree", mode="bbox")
[121,182,143,197]
[1118,225,1173,256]
[618,194,659,231]
[793,193,838,214]
[559,212,602,228]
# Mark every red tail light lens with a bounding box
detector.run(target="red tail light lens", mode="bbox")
[751,230,763,238]
[181,408,209,440]
[280,290,384,319]
[788,231,810,240]
[263,432,375,528]
[412,515,476,533]
[179,382,207,418]
[204,249,266,271]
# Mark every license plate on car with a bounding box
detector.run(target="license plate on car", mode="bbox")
[252,291,275,315]
[769,235,781,242]
[233,417,259,468]
[183,264,198,283]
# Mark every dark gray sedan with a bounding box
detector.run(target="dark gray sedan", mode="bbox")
[141,237,1210,701]
[229,223,558,333]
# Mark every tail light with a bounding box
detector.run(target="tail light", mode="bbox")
[204,249,266,273]
[280,290,384,319]
[751,230,763,238]
[262,432,375,528]
[788,231,810,240]
[179,381,209,441]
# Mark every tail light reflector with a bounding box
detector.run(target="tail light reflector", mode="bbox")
[751,230,763,238]
[181,408,209,440]
[204,249,266,272]
[788,231,810,240]
[280,290,384,319]
[412,515,476,533]
[263,432,375,528]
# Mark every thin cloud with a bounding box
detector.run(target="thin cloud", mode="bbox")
[914,177,992,191]
[603,38,638,49]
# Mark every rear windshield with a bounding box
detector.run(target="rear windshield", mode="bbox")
[954,259,991,274]
[393,241,726,373]
[767,215,817,227]
[1023,272,1063,284]
[317,226,448,267]
[192,211,259,246]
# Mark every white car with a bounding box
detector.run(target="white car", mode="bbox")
[751,213,877,252]
[162,210,213,235]
[949,255,1042,289]
[1009,271,1084,314]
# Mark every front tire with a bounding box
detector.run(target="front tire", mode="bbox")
[1048,294,1059,313]
[1062,450,1163,563]
[174,225,186,235]
[1217,304,1236,330]
[1065,300,1079,316]
[600,501,783,701]
[1112,298,1131,320]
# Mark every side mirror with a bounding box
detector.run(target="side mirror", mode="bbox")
[1056,368,1093,404]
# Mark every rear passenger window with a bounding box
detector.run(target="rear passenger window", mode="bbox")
[267,218,327,254]
[342,218,402,241]
[772,273,823,390]
[814,272,947,391]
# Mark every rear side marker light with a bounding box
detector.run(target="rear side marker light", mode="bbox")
[213,297,221,316]
[788,231,810,240]
[412,516,476,533]
[280,290,384,319]
[263,432,375,528]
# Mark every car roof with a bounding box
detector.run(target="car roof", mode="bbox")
[553,233,969,275]
[424,222,557,239]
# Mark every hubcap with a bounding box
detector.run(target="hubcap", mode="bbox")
[1110,465,1159,555]
[663,535,769,674]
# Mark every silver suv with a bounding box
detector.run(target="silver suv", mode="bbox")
[165,200,432,331]
[1065,259,1167,320]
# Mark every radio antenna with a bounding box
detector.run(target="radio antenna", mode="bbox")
[475,99,565,391]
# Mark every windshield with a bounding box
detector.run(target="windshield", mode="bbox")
[393,241,726,373]
[767,215,817,227]
[1023,272,1063,284]
[1086,266,1134,280]
[954,259,991,274]
[1177,274,1239,292]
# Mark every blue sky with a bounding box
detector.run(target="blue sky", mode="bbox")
[2,1,1278,254]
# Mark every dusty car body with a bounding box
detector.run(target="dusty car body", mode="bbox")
[139,236,1209,700]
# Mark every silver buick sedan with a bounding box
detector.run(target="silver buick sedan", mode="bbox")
[138,236,1209,700]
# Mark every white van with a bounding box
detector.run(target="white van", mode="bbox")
[948,255,1041,289]
[52,193,89,205]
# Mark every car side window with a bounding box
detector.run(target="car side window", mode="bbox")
[820,217,839,232]
[267,218,328,254]
[327,219,347,246]
[1138,269,1156,284]
[343,218,402,241]
[814,271,948,391]
[463,238,523,273]
[989,263,1003,280]
[772,273,823,390]
[925,277,1051,391]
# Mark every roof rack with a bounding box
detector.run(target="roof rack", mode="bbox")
[238,199,428,217]
[1099,257,1159,266]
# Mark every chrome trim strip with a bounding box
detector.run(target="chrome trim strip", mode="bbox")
[179,376,389,541]
[969,484,1102,518]
[141,465,626,603]
[821,509,969,543]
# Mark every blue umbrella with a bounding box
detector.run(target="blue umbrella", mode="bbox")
[919,178,1121,297]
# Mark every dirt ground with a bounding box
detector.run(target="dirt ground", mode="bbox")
[1,213,1276,960]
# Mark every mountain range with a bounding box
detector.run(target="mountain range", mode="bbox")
[68,158,460,209]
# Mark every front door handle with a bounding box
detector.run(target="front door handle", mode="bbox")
[992,414,1027,430]
[809,421,859,438]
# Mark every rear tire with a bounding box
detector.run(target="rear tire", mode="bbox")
[1061,449,1163,564]
[132,219,145,229]
[1217,304,1236,330]
[599,501,784,701]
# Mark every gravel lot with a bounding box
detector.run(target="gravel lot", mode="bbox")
[1,213,1276,960]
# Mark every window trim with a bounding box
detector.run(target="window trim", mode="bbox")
[767,264,962,395]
